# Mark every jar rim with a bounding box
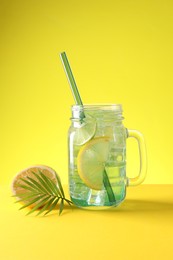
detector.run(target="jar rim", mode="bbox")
[72,103,122,112]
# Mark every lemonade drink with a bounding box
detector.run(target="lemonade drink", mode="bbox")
[68,104,127,208]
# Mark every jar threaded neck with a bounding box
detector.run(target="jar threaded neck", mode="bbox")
[71,104,123,121]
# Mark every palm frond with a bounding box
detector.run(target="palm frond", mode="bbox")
[26,196,52,216]
[38,170,62,197]
[59,199,64,215]
[55,174,65,197]
[44,197,60,216]
[14,192,42,203]
[14,171,73,216]
[32,171,54,195]
[36,197,55,216]
[19,194,47,210]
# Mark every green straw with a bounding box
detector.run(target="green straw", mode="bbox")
[60,51,115,204]
[60,52,83,105]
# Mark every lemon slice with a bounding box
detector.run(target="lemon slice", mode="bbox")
[11,165,58,207]
[77,137,110,190]
[73,116,96,146]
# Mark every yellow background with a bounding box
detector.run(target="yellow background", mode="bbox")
[0,0,173,185]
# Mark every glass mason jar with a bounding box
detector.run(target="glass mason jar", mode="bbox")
[68,104,147,209]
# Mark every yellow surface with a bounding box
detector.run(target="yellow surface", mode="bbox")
[0,184,173,260]
[0,0,173,185]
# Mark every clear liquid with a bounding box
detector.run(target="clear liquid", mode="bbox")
[69,143,126,208]
[69,107,127,209]
[69,164,126,208]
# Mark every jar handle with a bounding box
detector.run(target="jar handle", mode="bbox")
[126,129,147,186]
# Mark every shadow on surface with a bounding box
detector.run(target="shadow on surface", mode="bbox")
[112,199,173,213]
[41,199,173,217]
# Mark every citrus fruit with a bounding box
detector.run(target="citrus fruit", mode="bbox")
[73,115,96,145]
[77,137,110,190]
[11,165,58,207]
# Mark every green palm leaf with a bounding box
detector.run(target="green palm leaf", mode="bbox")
[16,183,38,193]
[59,199,64,215]
[36,197,55,216]
[38,171,61,197]
[14,171,73,216]
[32,171,55,195]
[44,197,60,216]
[26,196,52,216]
[55,174,65,197]
[19,194,47,210]
[14,192,41,203]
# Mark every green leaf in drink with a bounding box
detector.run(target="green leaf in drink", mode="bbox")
[77,136,116,202]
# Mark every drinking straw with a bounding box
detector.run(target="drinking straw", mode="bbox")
[60,52,83,105]
[60,51,115,204]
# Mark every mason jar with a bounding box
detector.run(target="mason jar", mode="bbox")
[68,104,147,209]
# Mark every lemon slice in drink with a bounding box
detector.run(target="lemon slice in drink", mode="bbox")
[11,165,58,207]
[77,137,110,190]
[73,116,96,145]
